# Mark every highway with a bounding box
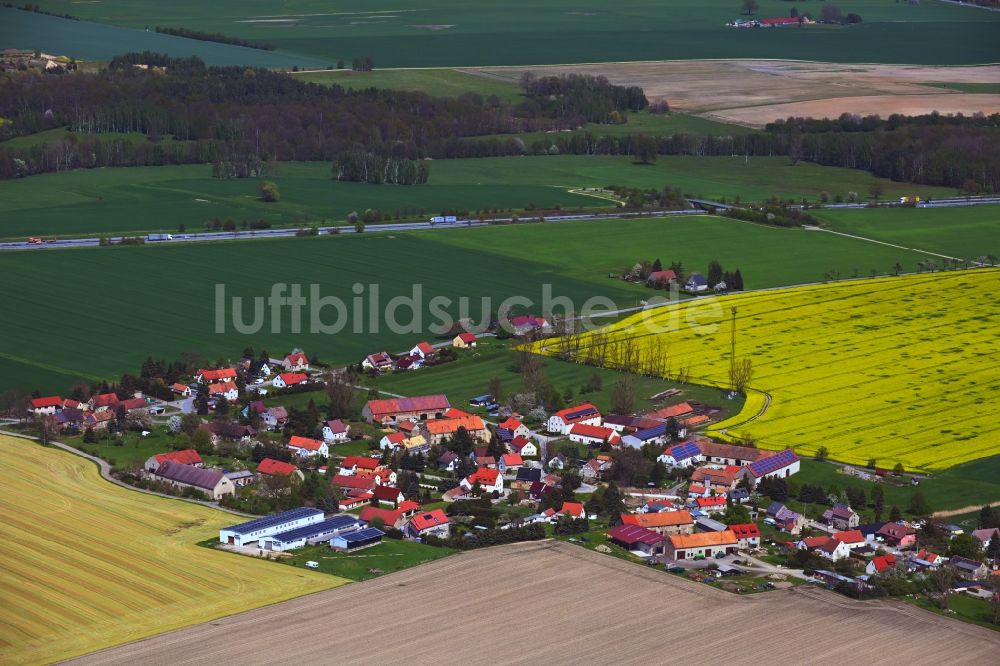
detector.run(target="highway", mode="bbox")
[0,209,703,251]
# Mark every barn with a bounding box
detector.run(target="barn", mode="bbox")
[330,527,385,552]
[261,514,365,552]
[219,507,324,547]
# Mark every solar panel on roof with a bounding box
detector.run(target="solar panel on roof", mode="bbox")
[342,527,385,542]
[224,507,324,534]
[635,424,667,439]
[749,449,798,476]
[565,406,597,420]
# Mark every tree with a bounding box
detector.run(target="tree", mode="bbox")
[741,0,759,15]
[980,505,999,529]
[354,220,366,233]
[729,357,753,393]
[908,491,931,517]
[892,462,905,475]
[633,134,657,165]
[601,481,626,517]
[257,181,280,202]
[867,182,884,201]
[925,567,956,610]
[35,414,57,445]
[948,533,983,559]
[707,259,723,287]
[724,502,751,525]
[820,3,844,23]
[867,457,877,470]
[191,428,213,455]
[82,426,96,443]
[611,375,636,415]
[326,371,358,419]
[487,376,503,403]
[872,485,885,521]
[815,446,828,462]
[889,505,901,521]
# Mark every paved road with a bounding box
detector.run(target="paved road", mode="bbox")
[0,209,702,251]
[0,428,255,517]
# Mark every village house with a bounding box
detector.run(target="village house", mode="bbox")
[667,530,738,560]
[658,441,703,468]
[406,509,451,540]
[196,368,237,384]
[152,461,235,500]
[282,351,309,372]
[684,273,709,293]
[261,406,289,430]
[972,527,1000,550]
[867,554,899,575]
[609,524,666,556]
[836,529,867,550]
[620,510,695,536]
[694,495,728,514]
[225,470,256,488]
[208,382,239,402]
[498,453,524,474]
[568,423,621,447]
[509,435,538,458]
[83,410,114,430]
[144,449,203,474]
[452,332,478,349]
[696,440,773,467]
[646,269,677,288]
[878,522,917,548]
[507,314,550,336]
[461,467,504,495]
[331,474,378,495]
[512,467,542,491]
[200,421,256,445]
[800,536,851,562]
[89,393,120,412]
[257,458,304,481]
[362,394,450,424]
[767,502,807,535]
[729,523,761,549]
[691,466,740,492]
[737,449,800,486]
[499,416,531,439]
[359,505,411,530]
[603,414,661,433]
[646,401,694,421]
[437,451,460,472]
[580,457,611,482]
[272,372,309,389]
[823,504,861,530]
[547,403,602,435]
[410,341,435,359]
[949,556,989,580]
[287,435,329,458]
[322,419,350,443]
[171,383,192,397]
[911,549,944,570]
[372,485,405,507]
[362,352,394,373]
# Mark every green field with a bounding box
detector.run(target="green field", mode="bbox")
[277,538,455,581]
[26,0,1000,66]
[294,69,525,104]
[367,339,745,420]
[0,215,935,394]
[794,458,1000,514]
[0,7,326,68]
[0,157,957,239]
[814,205,1000,261]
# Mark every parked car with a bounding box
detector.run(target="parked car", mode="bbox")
[304,561,319,569]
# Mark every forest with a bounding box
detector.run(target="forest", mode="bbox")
[1,53,998,191]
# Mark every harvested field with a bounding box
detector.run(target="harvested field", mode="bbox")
[71,541,1000,664]
[471,60,1000,126]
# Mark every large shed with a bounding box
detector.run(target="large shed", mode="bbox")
[219,507,324,547]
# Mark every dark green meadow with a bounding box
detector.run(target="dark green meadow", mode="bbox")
[0,215,933,393]
[24,0,1000,66]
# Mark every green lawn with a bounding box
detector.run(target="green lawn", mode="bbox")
[368,340,745,421]
[924,82,1000,94]
[813,205,1000,261]
[496,112,756,143]
[791,458,1000,514]
[911,595,1000,633]
[0,215,934,394]
[0,157,957,240]
[25,0,999,66]
[278,538,455,581]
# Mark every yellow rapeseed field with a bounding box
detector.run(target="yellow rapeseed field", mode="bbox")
[0,436,345,665]
[554,269,1000,471]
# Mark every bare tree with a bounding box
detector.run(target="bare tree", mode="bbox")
[729,357,754,393]
[741,0,759,15]
[611,375,636,415]
[36,414,58,444]
[925,567,956,610]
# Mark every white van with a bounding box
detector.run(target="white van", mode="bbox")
[305,561,319,569]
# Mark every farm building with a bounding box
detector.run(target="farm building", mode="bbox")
[737,449,800,486]
[621,423,670,449]
[568,423,621,447]
[261,514,364,552]
[410,341,435,359]
[196,367,236,383]
[331,527,385,552]
[453,332,478,348]
[620,510,694,536]
[273,372,309,389]
[256,457,304,480]
[666,530,738,560]
[362,394,450,424]
[89,393,120,411]
[646,402,693,421]
[658,441,703,468]
[152,461,235,500]
[225,470,257,487]
[604,414,661,432]
[30,396,63,415]
[322,419,350,443]
[362,352,394,372]
[729,523,761,549]
[422,415,488,445]
[507,314,549,336]
[697,440,773,466]
[608,524,666,556]
[547,403,601,435]
[144,449,202,473]
[219,507,324,547]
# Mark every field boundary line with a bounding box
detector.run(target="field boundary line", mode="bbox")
[812,227,966,262]
[0,429,255,517]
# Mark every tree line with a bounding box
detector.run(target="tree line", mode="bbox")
[153,26,275,51]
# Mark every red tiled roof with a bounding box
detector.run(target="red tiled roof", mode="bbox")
[456,332,477,343]
[648,402,693,420]
[501,453,523,466]
[373,485,403,501]
[342,456,381,470]
[366,394,450,418]
[90,393,119,407]
[153,449,202,466]
[257,458,298,476]
[760,17,800,25]
[609,524,665,546]
[424,415,485,435]
[208,382,235,395]
[197,368,236,381]
[552,402,600,423]
[415,341,434,355]
[621,510,694,529]
[468,468,501,485]
[170,383,189,393]
[359,506,404,526]
[569,423,618,441]
[647,270,677,282]
[119,397,147,411]
[669,530,737,549]
[444,407,473,419]
[331,474,377,491]
[410,509,449,531]
[560,502,585,518]
[284,352,308,364]
[277,372,308,385]
[729,523,761,539]
[500,417,523,431]
[31,396,63,408]
[288,435,324,451]
[872,554,897,573]
[397,500,421,513]
[836,529,865,544]
[695,496,727,508]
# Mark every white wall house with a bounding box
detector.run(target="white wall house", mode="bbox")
[219,507,325,547]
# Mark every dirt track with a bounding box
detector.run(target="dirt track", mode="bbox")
[470,60,1000,126]
[71,541,1000,665]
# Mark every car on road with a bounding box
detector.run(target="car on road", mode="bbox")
[27,237,42,244]
[304,561,319,569]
